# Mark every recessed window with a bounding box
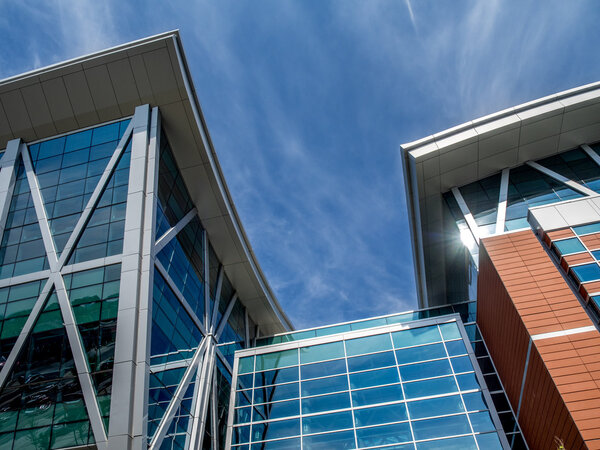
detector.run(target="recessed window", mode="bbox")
[572,263,600,283]
[573,222,600,236]
[554,237,586,255]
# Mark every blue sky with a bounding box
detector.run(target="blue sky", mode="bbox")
[2,1,600,329]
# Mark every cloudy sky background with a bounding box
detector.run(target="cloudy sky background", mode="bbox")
[2,1,600,329]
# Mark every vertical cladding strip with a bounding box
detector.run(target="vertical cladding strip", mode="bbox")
[108,104,151,449]
[131,107,160,448]
[188,339,217,449]
[479,230,593,448]
[495,168,510,234]
[203,229,210,329]
[0,139,20,242]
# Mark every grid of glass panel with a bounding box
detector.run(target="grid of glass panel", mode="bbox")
[28,119,130,256]
[63,264,121,429]
[0,159,49,279]
[231,321,504,449]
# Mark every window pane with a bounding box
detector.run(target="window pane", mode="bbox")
[345,333,391,356]
[301,430,355,449]
[572,263,600,282]
[255,367,298,387]
[254,400,299,421]
[347,351,395,372]
[349,367,399,389]
[554,237,586,255]
[301,392,350,415]
[395,343,446,364]
[356,422,412,448]
[412,414,471,440]
[353,402,407,427]
[408,395,464,419]
[256,350,298,371]
[301,375,348,397]
[573,222,600,235]
[399,359,452,381]
[302,411,352,434]
[392,326,442,348]
[253,383,299,404]
[403,376,457,399]
[301,359,346,380]
[416,435,477,450]
[251,418,300,442]
[351,384,403,407]
[439,322,461,340]
[300,341,345,364]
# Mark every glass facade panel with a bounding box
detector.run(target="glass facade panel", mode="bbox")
[554,238,586,255]
[230,320,505,449]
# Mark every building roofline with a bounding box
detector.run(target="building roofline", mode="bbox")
[0,32,293,333]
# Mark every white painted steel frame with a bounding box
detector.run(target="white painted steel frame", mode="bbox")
[226,314,510,450]
[451,187,480,244]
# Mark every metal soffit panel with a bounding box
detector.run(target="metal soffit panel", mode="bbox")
[0,31,291,334]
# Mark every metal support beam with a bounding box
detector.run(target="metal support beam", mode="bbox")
[203,229,210,328]
[495,168,509,234]
[451,187,480,244]
[188,339,217,449]
[210,265,224,333]
[154,207,197,254]
[526,160,596,196]
[149,337,209,450]
[581,144,600,168]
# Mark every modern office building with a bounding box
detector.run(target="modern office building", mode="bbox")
[0,31,292,450]
[402,83,600,448]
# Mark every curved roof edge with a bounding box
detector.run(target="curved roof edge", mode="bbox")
[0,31,293,334]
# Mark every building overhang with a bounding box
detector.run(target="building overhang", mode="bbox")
[401,81,600,308]
[0,31,292,334]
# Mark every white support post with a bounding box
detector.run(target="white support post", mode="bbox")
[108,105,152,450]
[451,187,480,244]
[495,168,510,234]
[0,139,21,240]
[204,229,210,328]
[188,339,217,449]
[210,369,219,450]
[154,207,197,253]
[526,160,596,196]
[210,265,224,333]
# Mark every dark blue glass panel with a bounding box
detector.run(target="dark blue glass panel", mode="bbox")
[445,339,467,356]
[250,437,300,449]
[251,418,300,442]
[356,422,412,447]
[253,383,299,404]
[400,359,452,381]
[403,376,457,399]
[255,367,298,387]
[416,435,477,450]
[302,430,355,449]
[462,391,487,411]
[302,411,352,434]
[476,432,503,449]
[395,343,446,364]
[301,375,348,397]
[353,402,407,427]
[150,270,203,365]
[408,395,464,419]
[349,367,399,389]
[351,384,403,407]
[254,400,299,421]
[301,359,346,380]
[469,411,495,432]
[67,140,130,264]
[458,173,501,229]
[451,355,473,373]
[301,392,350,414]
[232,425,250,445]
[456,373,480,391]
[412,414,471,440]
[572,263,600,282]
[554,238,586,255]
[537,149,600,193]
[347,350,395,372]
[148,367,186,439]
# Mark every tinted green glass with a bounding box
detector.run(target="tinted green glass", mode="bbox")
[395,342,446,364]
[345,333,391,356]
[392,326,442,349]
[408,395,464,419]
[256,350,298,371]
[300,341,344,364]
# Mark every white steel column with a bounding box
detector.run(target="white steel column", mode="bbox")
[188,339,217,449]
[495,168,510,234]
[0,139,21,239]
[108,105,152,449]
[451,187,480,244]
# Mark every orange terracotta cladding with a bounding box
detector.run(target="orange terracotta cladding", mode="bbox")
[581,232,600,251]
[479,229,600,449]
